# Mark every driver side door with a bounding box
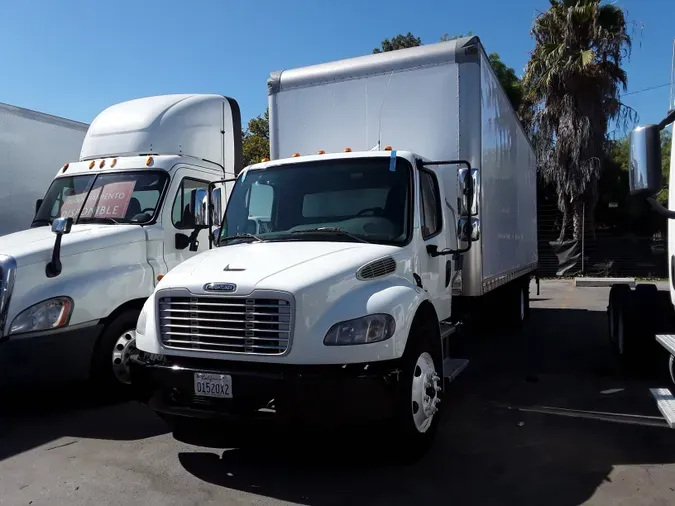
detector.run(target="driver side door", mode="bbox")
[163,175,212,273]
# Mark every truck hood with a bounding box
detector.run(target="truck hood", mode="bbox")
[0,224,147,267]
[159,240,401,294]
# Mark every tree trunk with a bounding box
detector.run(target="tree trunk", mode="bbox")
[558,203,569,242]
[572,200,584,241]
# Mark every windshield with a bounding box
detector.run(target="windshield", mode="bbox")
[220,157,412,246]
[32,170,169,226]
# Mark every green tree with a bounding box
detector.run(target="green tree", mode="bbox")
[521,0,635,241]
[373,32,421,53]
[242,108,269,166]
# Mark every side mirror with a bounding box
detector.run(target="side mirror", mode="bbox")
[629,124,662,197]
[46,217,73,278]
[458,217,480,242]
[35,199,43,217]
[458,167,479,216]
[51,216,73,235]
[211,188,222,227]
[191,188,208,226]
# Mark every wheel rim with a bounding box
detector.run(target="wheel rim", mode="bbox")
[411,352,441,433]
[520,288,525,321]
[111,329,137,384]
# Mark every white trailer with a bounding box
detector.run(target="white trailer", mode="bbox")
[0,103,88,236]
[0,94,242,392]
[132,36,538,457]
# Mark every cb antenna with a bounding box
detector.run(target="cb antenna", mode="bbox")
[376,70,395,151]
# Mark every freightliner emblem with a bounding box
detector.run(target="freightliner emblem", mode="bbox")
[203,282,237,292]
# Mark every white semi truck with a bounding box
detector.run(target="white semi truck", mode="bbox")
[0,94,242,392]
[131,36,538,455]
[0,102,89,236]
[607,107,675,427]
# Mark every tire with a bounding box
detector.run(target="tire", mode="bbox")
[608,284,631,350]
[504,280,528,329]
[615,286,658,371]
[393,318,443,462]
[90,309,140,395]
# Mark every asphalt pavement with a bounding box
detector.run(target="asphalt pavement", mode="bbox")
[1,279,675,506]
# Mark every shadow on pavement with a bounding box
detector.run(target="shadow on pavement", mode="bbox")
[177,306,675,506]
[0,388,168,461]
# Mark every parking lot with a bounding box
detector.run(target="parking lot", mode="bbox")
[1,279,675,506]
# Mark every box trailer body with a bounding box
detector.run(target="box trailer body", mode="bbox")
[0,94,243,390]
[0,103,88,236]
[132,37,538,456]
[268,35,538,299]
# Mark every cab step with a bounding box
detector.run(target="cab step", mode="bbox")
[443,358,469,382]
[656,334,675,355]
[649,388,675,428]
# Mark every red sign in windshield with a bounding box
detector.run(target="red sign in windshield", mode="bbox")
[60,181,137,220]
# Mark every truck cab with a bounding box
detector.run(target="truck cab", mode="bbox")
[0,93,242,391]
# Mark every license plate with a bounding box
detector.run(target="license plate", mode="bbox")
[193,372,232,398]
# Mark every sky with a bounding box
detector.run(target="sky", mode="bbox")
[0,0,673,138]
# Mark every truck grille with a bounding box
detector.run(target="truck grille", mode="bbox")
[158,296,292,355]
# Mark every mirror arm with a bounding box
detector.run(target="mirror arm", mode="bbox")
[647,197,675,219]
[657,109,675,131]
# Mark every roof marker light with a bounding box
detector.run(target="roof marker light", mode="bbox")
[344,147,352,152]
[146,156,154,166]
[384,145,392,151]
[110,158,117,168]
[62,163,69,172]
[292,152,301,157]
[317,150,325,154]
[89,160,95,169]
[261,157,270,162]
[99,159,106,168]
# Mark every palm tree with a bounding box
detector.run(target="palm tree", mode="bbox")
[521,0,635,241]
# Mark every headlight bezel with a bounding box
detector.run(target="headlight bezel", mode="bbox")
[323,313,396,346]
[8,296,74,336]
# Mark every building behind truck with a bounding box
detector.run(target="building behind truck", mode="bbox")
[0,103,89,236]
[131,36,538,458]
[0,94,243,392]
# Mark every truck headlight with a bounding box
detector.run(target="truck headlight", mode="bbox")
[9,297,73,336]
[323,314,395,346]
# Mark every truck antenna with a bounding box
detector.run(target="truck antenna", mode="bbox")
[376,70,395,151]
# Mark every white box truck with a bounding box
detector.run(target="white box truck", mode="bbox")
[0,94,242,392]
[0,103,89,236]
[607,106,675,427]
[131,36,538,456]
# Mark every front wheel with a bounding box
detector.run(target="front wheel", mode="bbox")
[393,323,443,461]
[90,310,140,394]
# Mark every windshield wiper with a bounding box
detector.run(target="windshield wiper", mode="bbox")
[290,227,370,243]
[80,217,121,225]
[218,233,265,245]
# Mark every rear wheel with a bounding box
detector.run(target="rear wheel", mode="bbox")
[608,283,631,350]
